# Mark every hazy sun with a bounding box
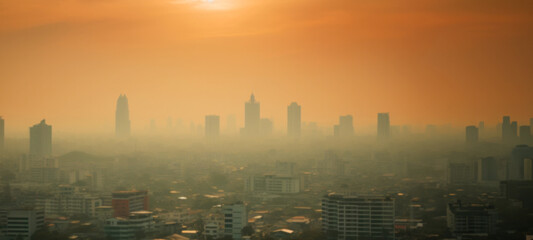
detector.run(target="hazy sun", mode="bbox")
[171,0,236,10]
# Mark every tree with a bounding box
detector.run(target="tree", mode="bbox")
[241,225,254,236]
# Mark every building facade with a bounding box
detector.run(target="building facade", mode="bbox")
[322,193,395,240]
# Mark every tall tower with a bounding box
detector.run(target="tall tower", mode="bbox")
[205,115,220,138]
[115,94,131,138]
[377,113,390,141]
[244,94,260,136]
[0,116,4,152]
[29,119,52,157]
[287,102,301,137]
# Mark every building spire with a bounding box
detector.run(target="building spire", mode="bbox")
[250,93,255,103]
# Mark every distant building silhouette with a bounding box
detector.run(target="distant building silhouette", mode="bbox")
[508,145,533,180]
[377,113,390,141]
[502,116,513,143]
[465,126,479,144]
[477,157,499,183]
[29,119,52,157]
[0,116,4,152]
[115,94,131,137]
[334,115,354,137]
[243,94,260,136]
[530,118,533,132]
[287,102,301,137]
[205,115,220,138]
[520,125,531,144]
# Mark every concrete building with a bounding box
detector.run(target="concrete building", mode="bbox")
[205,115,220,138]
[446,201,497,237]
[287,102,301,137]
[29,119,52,158]
[4,208,44,240]
[377,113,390,141]
[245,175,300,194]
[104,211,154,240]
[321,193,395,240]
[112,190,149,218]
[447,161,476,185]
[222,202,247,240]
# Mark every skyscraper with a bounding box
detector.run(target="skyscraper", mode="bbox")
[519,125,531,144]
[334,115,354,137]
[205,115,220,138]
[502,116,517,143]
[465,125,479,144]
[0,116,4,152]
[29,119,52,157]
[377,113,390,141]
[287,102,301,137]
[244,94,260,136]
[115,94,131,138]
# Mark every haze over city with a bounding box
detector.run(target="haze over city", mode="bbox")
[1,1,533,240]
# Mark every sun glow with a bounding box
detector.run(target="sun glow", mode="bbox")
[171,0,236,10]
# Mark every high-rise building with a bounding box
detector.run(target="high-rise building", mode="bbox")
[377,113,390,141]
[502,116,517,143]
[465,125,479,144]
[115,94,131,138]
[322,193,395,240]
[205,115,220,138]
[245,175,300,194]
[446,201,497,237]
[111,190,149,218]
[287,102,301,137]
[334,115,354,137]
[5,208,45,240]
[0,116,4,152]
[223,202,247,240]
[243,94,260,136]
[508,145,533,180]
[29,119,52,158]
[520,125,531,144]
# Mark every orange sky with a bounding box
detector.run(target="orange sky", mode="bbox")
[1,0,532,135]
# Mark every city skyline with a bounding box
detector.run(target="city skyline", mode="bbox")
[2,1,533,135]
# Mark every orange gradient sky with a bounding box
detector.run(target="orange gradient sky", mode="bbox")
[1,0,532,135]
